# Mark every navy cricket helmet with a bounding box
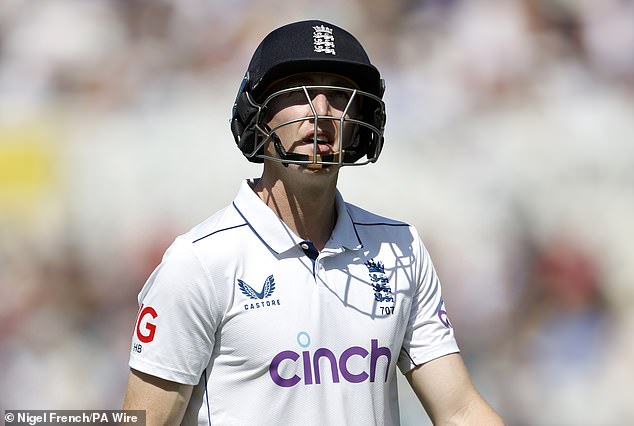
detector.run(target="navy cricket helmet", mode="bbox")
[230,20,386,166]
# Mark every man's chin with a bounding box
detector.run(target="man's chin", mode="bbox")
[295,162,340,174]
[301,152,341,168]
[305,163,329,170]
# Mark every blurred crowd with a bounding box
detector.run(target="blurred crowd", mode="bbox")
[1,0,633,424]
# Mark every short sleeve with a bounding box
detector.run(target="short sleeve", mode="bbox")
[397,233,459,374]
[128,237,221,385]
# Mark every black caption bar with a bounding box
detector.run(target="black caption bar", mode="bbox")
[3,410,145,426]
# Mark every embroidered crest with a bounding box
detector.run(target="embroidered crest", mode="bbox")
[313,25,336,55]
[365,259,394,302]
[238,275,276,300]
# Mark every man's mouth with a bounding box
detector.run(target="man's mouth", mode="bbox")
[302,133,336,154]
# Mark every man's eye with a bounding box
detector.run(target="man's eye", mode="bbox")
[274,90,305,104]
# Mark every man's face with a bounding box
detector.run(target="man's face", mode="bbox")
[261,72,361,170]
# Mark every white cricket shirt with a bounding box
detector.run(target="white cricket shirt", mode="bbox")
[129,179,459,425]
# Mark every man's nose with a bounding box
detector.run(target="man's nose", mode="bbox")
[310,92,330,116]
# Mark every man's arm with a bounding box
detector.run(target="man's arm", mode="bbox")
[406,353,504,425]
[123,369,193,425]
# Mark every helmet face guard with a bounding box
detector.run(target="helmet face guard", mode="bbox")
[239,83,386,167]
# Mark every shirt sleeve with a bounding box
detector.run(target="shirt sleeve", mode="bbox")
[128,236,221,385]
[397,232,460,374]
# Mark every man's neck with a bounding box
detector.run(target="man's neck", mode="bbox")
[252,171,338,251]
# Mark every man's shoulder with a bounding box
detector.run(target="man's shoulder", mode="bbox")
[179,204,247,245]
[344,201,412,229]
[344,202,421,253]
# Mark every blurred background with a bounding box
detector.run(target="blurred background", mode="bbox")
[1,0,633,424]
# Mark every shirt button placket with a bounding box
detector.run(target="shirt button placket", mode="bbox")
[300,241,319,280]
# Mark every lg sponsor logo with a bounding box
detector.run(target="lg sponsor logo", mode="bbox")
[269,332,392,387]
[133,304,158,353]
